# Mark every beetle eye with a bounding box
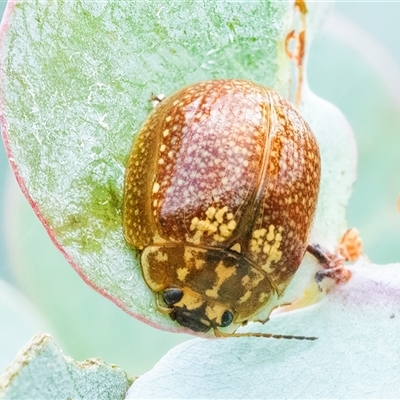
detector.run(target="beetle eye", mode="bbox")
[220,310,234,327]
[163,288,184,306]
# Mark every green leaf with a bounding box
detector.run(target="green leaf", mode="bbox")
[4,176,190,376]
[0,333,134,400]
[0,0,292,332]
[0,0,355,332]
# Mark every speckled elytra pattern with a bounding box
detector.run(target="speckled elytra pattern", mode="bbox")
[124,79,320,333]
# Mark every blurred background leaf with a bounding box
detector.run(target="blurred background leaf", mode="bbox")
[0,278,53,373]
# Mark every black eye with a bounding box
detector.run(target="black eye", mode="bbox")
[162,288,183,306]
[220,310,234,327]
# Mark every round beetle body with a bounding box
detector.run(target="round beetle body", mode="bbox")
[124,79,320,334]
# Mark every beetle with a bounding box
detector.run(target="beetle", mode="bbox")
[123,79,321,338]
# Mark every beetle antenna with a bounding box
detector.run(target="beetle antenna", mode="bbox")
[214,329,317,341]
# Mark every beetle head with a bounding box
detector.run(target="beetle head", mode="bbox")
[160,287,234,332]
[141,244,276,333]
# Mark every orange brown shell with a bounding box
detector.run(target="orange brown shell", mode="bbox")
[123,79,320,332]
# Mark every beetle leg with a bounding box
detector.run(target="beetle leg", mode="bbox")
[306,243,352,291]
[150,93,166,108]
[314,266,351,288]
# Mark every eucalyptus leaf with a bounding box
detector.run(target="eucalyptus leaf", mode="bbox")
[5,175,190,376]
[127,261,400,399]
[0,0,355,333]
[0,333,134,400]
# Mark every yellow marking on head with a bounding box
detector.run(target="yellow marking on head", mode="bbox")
[241,275,250,285]
[165,116,172,123]
[159,144,166,152]
[205,304,226,324]
[205,288,218,298]
[155,251,168,262]
[259,292,270,303]
[245,270,264,290]
[238,290,252,304]
[181,290,205,310]
[205,262,237,299]
[141,246,169,292]
[176,267,189,281]
[195,258,205,270]
[183,247,206,272]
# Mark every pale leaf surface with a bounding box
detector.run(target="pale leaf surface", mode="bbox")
[0,333,134,400]
[127,261,400,399]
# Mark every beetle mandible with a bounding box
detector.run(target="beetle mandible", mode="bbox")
[123,79,321,338]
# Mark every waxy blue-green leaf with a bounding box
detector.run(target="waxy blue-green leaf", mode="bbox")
[0,333,134,400]
[0,0,355,332]
[127,261,400,399]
